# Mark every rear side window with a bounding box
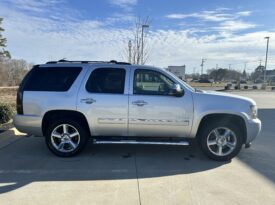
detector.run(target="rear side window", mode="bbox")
[25,67,82,91]
[86,68,125,94]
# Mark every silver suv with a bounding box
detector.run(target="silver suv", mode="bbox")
[14,60,261,161]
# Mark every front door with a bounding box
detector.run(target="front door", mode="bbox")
[128,68,193,138]
[77,67,129,136]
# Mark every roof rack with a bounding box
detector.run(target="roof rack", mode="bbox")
[46,59,131,65]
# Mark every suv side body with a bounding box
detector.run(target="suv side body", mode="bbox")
[13,61,261,161]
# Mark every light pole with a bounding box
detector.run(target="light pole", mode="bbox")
[200,59,206,75]
[264,37,270,84]
[141,24,149,65]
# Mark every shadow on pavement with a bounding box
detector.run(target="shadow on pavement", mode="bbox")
[1,109,274,194]
[0,137,228,194]
[238,108,275,183]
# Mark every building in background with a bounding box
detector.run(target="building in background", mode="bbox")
[166,65,186,80]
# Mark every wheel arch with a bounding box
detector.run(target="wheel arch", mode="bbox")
[42,110,91,137]
[196,113,247,144]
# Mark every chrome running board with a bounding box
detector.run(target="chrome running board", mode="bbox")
[93,140,189,146]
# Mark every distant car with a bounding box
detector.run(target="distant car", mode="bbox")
[14,60,261,161]
[255,79,263,84]
[240,80,247,84]
[197,79,211,83]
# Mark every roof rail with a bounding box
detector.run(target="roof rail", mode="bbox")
[109,60,131,65]
[46,59,131,65]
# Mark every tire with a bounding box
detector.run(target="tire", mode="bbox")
[45,118,89,157]
[199,120,244,161]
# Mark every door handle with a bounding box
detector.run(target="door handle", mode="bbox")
[132,100,148,106]
[81,98,96,104]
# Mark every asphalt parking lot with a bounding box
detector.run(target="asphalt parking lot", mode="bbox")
[0,91,275,205]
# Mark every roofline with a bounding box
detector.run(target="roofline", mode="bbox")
[46,59,131,65]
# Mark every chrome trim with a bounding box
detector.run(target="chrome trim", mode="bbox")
[93,140,189,146]
[129,118,189,126]
[97,118,127,124]
[80,98,96,104]
[132,100,148,106]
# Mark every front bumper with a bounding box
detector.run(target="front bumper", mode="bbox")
[13,114,43,136]
[246,118,261,144]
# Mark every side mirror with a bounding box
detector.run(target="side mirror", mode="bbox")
[171,83,184,97]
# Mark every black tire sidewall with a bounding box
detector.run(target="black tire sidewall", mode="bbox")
[199,121,244,161]
[45,119,89,157]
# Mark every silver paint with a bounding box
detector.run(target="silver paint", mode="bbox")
[13,63,261,145]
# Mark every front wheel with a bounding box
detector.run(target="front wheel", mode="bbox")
[45,119,89,157]
[199,121,244,161]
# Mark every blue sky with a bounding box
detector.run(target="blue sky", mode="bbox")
[1,0,275,73]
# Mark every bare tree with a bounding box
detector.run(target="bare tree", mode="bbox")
[124,16,150,65]
[0,59,32,86]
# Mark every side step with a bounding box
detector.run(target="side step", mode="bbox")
[93,140,189,146]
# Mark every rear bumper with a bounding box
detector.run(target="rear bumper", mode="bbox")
[246,118,261,144]
[13,114,43,136]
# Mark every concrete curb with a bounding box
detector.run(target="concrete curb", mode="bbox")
[0,120,14,133]
[0,128,27,149]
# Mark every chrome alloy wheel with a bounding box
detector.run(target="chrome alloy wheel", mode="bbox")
[50,124,80,153]
[206,127,237,156]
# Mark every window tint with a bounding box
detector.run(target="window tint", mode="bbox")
[134,69,174,95]
[86,68,126,94]
[25,67,82,91]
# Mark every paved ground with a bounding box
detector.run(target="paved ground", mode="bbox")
[0,91,275,205]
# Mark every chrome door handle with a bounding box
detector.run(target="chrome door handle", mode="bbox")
[132,100,148,106]
[81,98,96,104]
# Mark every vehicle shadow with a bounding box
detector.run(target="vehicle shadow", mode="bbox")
[0,137,228,194]
[237,108,275,183]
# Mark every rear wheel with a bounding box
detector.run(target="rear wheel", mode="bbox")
[45,119,89,157]
[199,121,244,161]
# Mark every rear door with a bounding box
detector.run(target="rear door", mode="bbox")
[77,66,130,136]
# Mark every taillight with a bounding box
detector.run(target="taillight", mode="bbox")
[16,88,23,114]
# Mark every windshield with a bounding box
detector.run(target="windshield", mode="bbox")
[165,69,195,92]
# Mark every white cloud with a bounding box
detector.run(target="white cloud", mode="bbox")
[166,9,252,22]
[2,0,63,12]
[166,9,256,34]
[1,2,274,73]
[237,11,252,16]
[109,0,137,11]
[166,12,230,22]
[216,20,256,31]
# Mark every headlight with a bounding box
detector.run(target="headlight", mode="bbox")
[250,105,257,119]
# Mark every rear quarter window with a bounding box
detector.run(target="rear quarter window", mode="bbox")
[24,67,82,91]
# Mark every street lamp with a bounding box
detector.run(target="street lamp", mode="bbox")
[264,36,270,84]
[200,59,206,75]
[141,24,149,64]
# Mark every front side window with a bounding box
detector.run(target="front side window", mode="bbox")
[133,69,174,95]
[86,68,126,94]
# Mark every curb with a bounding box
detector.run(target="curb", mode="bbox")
[0,127,27,149]
[0,120,14,133]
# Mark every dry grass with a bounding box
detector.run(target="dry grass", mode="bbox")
[0,87,18,109]
[189,82,226,87]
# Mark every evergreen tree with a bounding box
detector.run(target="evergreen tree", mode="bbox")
[0,18,11,60]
